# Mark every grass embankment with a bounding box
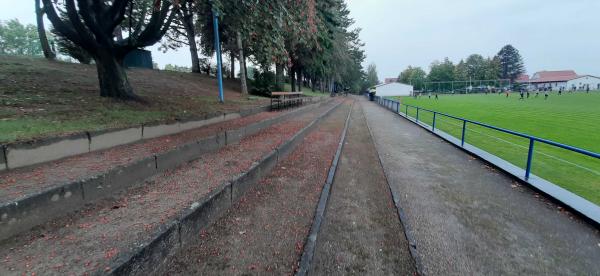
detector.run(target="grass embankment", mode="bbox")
[0,55,269,143]
[395,92,600,205]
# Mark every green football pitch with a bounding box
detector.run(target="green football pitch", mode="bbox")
[395,91,600,205]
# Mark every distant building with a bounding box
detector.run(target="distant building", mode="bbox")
[384,78,398,84]
[123,49,153,69]
[517,70,600,91]
[374,82,414,96]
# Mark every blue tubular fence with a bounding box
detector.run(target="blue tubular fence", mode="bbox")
[369,95,600,224]
[370,97,600,180]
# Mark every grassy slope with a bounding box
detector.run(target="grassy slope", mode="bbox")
[0,55,269,143]
[397,92,600,205]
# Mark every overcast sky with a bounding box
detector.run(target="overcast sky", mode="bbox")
[2,0,599,80]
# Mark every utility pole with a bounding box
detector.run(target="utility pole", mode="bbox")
[212,4,224,103]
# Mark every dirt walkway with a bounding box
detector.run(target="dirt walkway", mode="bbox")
[360,97,600,275]
[309,101,416,275]
[156,100,352,275]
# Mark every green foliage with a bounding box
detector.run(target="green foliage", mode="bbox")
[0,19,47,56]
[428,58,455,83]
[497,44,525,82]
[399,66,427,90]
[366,63,379,88]
[249,70,276,97]
[164,64,192,72]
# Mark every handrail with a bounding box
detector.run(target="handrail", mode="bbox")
[377,97,600,160]
[373,95,600,180]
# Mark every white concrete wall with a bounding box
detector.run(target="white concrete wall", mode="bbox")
[375,83,414,96]
[567,76,600,90]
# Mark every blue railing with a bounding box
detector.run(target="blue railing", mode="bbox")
[372,95,600,181]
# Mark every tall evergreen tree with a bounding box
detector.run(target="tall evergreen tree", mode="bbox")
[496,44,525,83]
[366,63,379,88]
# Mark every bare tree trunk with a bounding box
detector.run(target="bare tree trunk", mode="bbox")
[290,66,296,92]
[35,0,55,59]
[275,63,284,91]
[311,77,316,92]
[296,69,303,92]
[320,78,324,92]
[180,5,200,73]
[236,32,248,94]
[229,52,235,79]
[95,50,136,100]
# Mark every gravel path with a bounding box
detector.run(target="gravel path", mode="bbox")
[155,100,352,275]
[361,97,600,275]
[0,101,339,275]
[309,100,416,275]
[0,109,284,203]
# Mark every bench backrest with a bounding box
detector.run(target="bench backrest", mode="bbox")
[271,92,304,97]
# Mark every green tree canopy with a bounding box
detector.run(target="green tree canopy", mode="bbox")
[366,63,379,88]
[496,44,525,82]
[0,19,46,56]
[398,66,427,90]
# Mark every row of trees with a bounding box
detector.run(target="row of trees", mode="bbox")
[0,19,49,56]
[32,0,366,100]
[398,45,525,91]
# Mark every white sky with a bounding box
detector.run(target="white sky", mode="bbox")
[2,0,599,80]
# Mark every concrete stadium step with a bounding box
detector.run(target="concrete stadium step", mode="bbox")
[0,100,331,241]
[0,99,343,275]
[155,99,353,275]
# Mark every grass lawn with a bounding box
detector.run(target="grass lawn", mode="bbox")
[0,55,269,143]
[282,83,329,97]
[395,92,600,205]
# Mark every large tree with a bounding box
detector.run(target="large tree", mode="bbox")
[42,0,178,100]
[464,54,486,80]
[0,19,45,56]
[399,66,427,90]
[365,63,379,88]
[428,58,455,91]
[496,44,525,83]
[160,0,202,73]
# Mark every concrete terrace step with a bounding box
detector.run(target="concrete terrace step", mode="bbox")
[0,99,343,275]
[155,100,353,275]
[0,99,331,241]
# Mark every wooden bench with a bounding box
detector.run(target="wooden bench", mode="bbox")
[270,92,305,110]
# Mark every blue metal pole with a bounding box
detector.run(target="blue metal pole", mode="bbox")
[212,9,224,103]
[432,112,437,131]
[416,107,420,122]
[461,120,467,146]
[525,138,535,180]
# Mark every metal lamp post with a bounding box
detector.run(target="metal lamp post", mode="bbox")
[212,6,224,103]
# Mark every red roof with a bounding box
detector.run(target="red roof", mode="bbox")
[384,78,398,84]
[530,70,578,83]
[516,74,530,83]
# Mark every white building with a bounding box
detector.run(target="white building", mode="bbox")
[374,82,414,97]
[566,75,600,91]
[517,70,600,91]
